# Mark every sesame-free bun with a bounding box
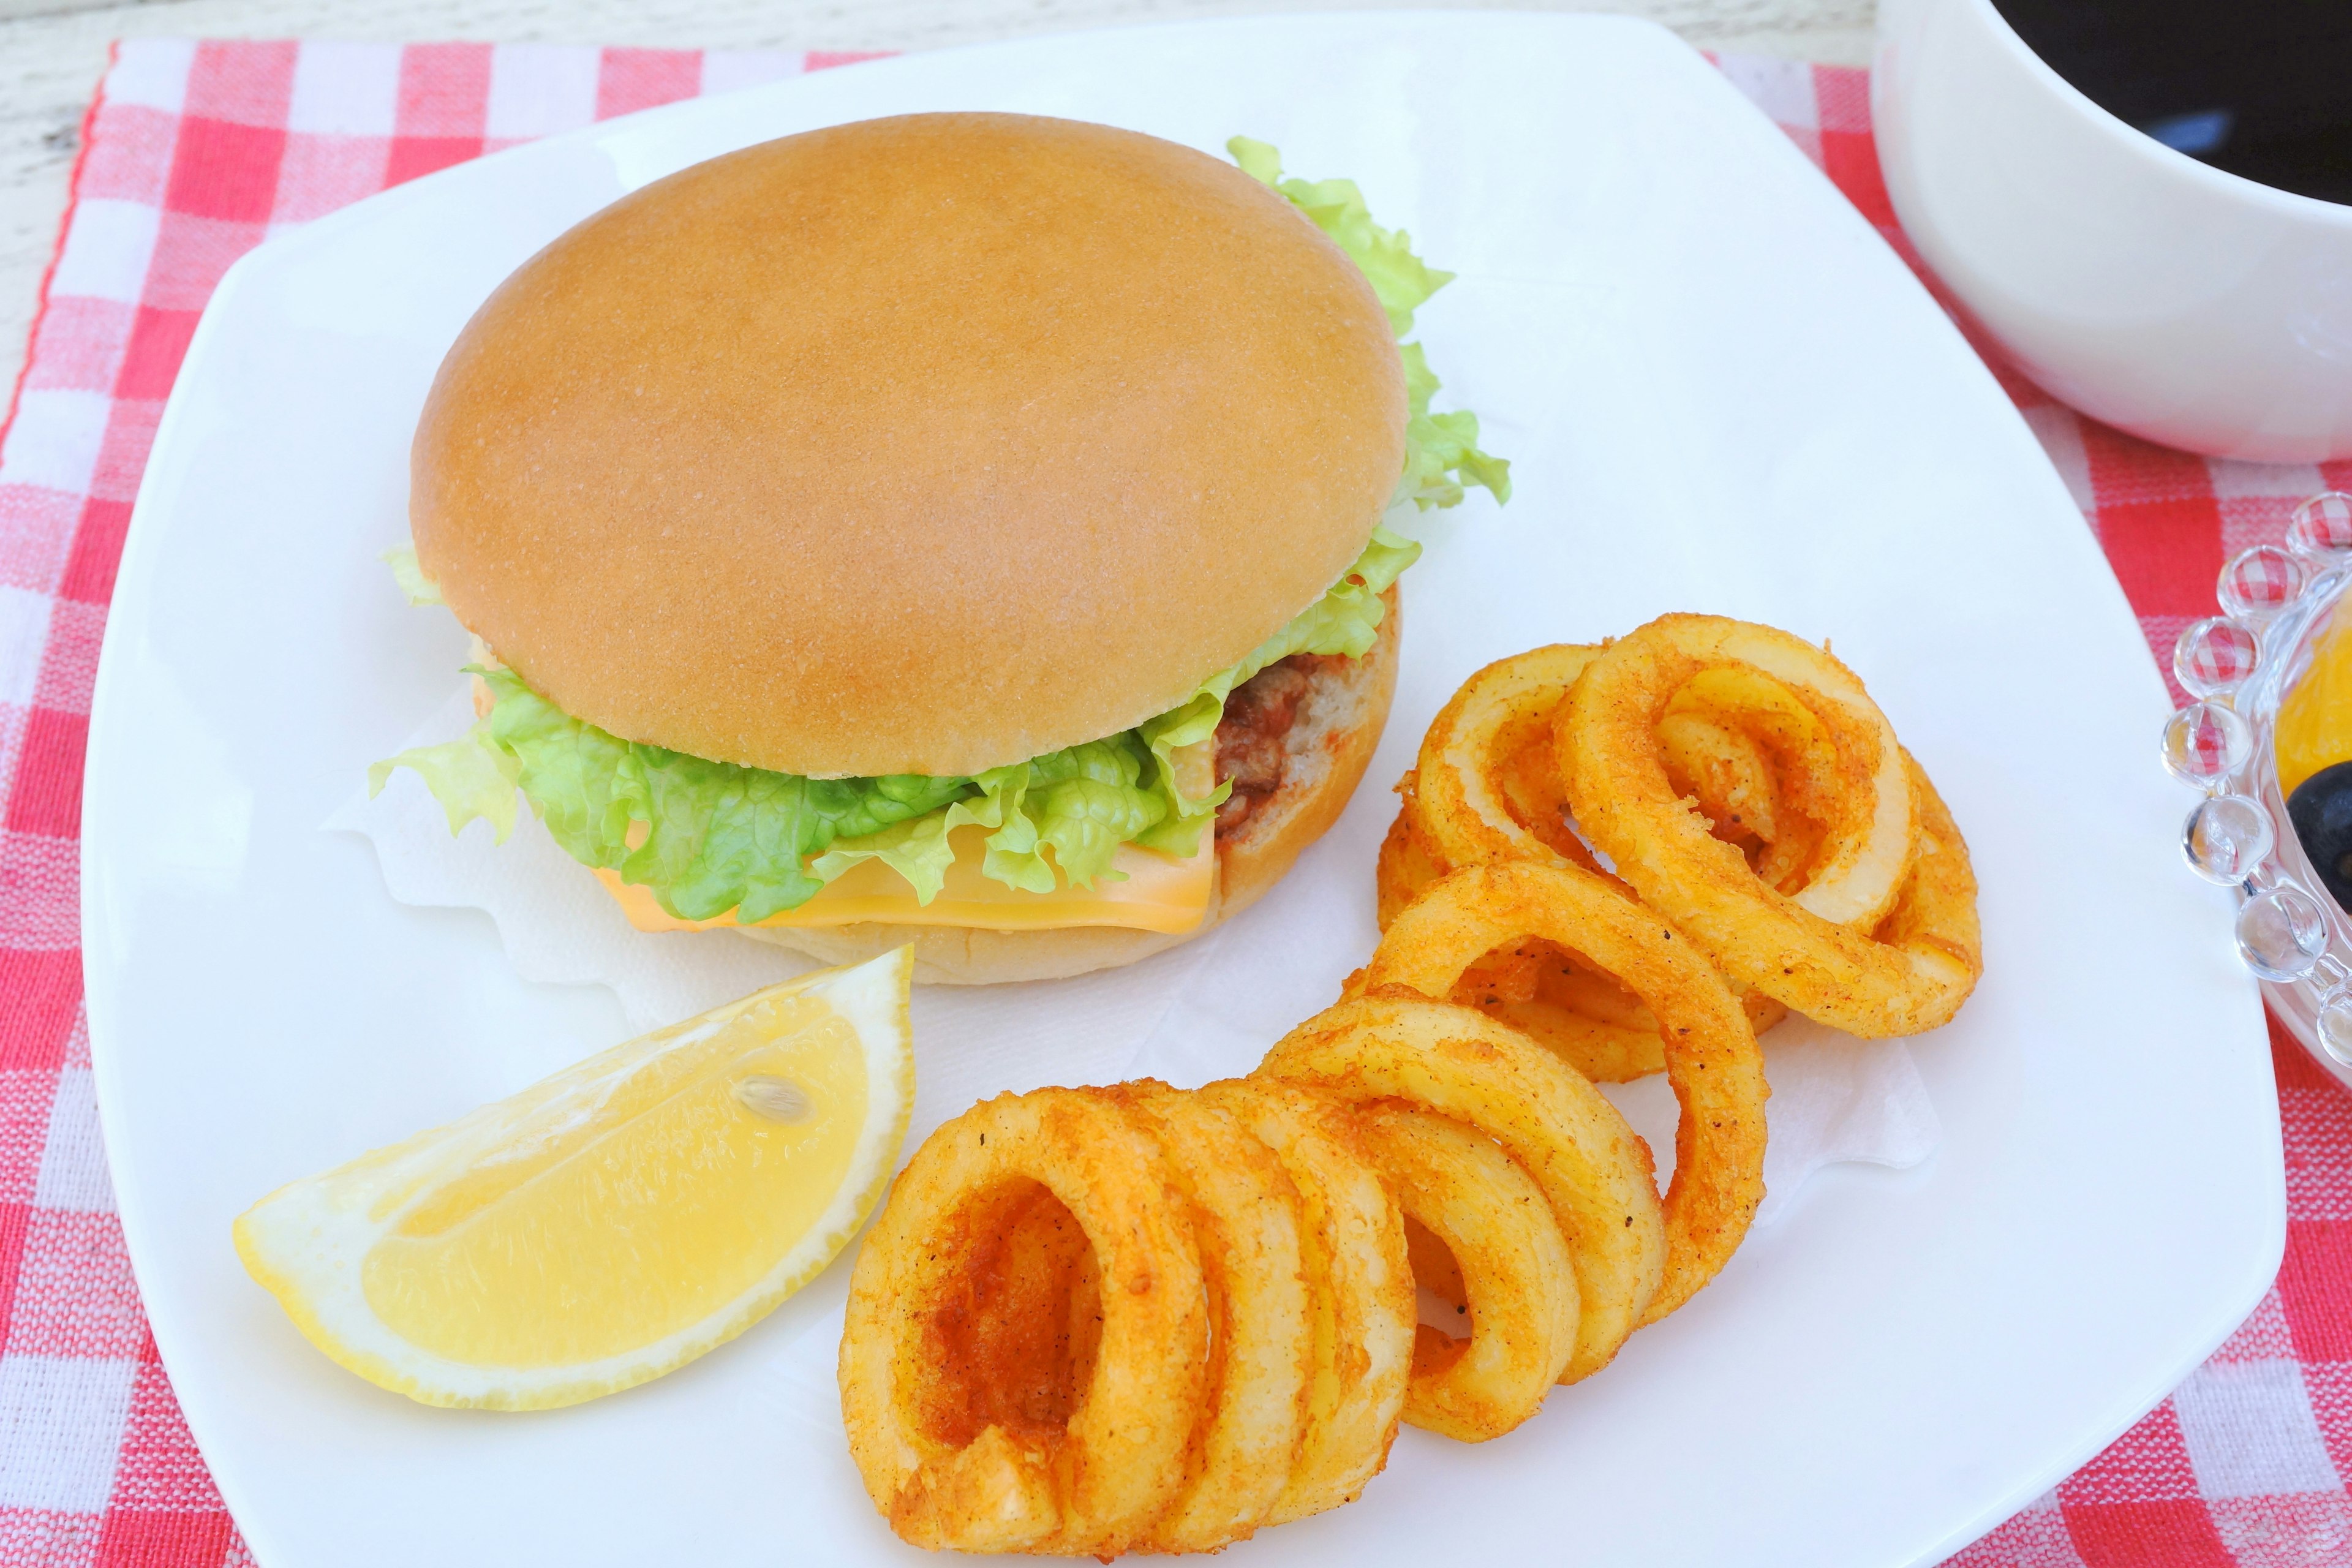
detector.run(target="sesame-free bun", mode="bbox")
[742,589,1401,984]
[412,113,1408,779]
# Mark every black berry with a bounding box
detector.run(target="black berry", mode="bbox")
[2286,760,2352,914]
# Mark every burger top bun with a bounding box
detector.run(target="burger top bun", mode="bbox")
[411,112,1408,779]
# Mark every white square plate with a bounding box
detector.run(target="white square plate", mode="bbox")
[83,13,2281,1567]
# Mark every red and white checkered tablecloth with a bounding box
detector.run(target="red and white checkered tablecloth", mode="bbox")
[1,36,2348,1568]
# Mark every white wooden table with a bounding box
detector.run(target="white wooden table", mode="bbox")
[0,0,1870,396]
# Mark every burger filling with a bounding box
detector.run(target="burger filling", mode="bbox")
[1214,654,1344,837]
[380,138,1507,924]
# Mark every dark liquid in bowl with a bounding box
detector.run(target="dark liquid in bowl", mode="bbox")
[1992,0,2352,205]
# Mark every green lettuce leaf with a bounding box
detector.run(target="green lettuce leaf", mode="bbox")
[807,810,957,904]
[368,717,517,840]
[1232,138,1511,510]
[379,141,1504,921]
[380,526,1414,921]
[1227,137,1452,336]
[382,544,443,606]
[824,739,1182,905]
[473,667,971,922]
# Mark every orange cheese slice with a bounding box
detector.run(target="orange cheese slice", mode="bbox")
[595,824,1215,935]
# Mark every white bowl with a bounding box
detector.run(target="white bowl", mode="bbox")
[1872,0,2352,462]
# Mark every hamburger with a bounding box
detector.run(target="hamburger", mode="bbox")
[381,114,1506,984]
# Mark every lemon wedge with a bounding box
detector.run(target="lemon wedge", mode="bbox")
[2278,610,2352,801]
[233,946,914,1410]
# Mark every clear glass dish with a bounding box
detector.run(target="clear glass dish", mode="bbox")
[2167,492,2352,1085]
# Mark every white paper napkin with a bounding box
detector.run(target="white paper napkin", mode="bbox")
[325,685,790,1027]
[331,680,1938,1221]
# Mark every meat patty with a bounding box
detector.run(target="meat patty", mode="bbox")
[1214,654,1345,835]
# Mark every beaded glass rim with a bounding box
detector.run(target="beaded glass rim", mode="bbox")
[2165,492,2352,1071]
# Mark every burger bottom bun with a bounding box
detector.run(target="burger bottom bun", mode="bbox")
[737,589,1401,985]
